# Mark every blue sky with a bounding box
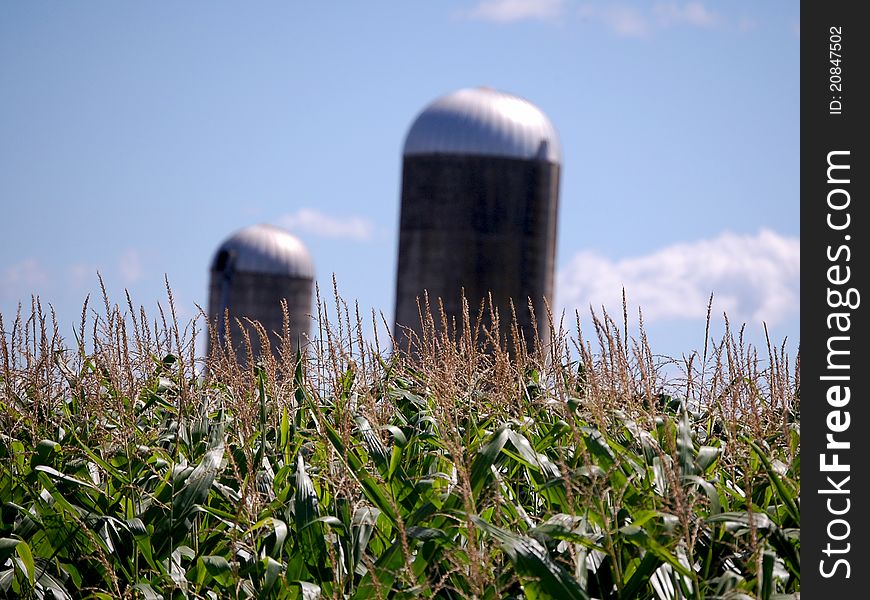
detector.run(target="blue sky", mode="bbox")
[0,1,799,362]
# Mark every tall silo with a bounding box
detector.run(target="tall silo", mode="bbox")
[393,87,561,352]
[207,223,314,363]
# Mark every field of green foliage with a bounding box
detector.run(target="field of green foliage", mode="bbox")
[0,287,799,599]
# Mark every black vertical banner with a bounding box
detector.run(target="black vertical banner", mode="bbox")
[802,3,869,596]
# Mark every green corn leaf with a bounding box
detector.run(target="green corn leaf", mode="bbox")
[353,539,405,599]
[351,506,381,576]
[618,525,694,579]
[33,464,101,491]
[295,453,327,567]
[262,556,284,593]
[355,413,389,469]
[249,516,289,559]
[15,540,35,587]
[31,439,61,468]
[319,413,399,525]
[383,425,408,448]
[0,539,19,566]
[405,526,448,542]
[761,550,775,600]
[59,562,82,590]
[706,510,799,576]
[696,445,721,473]
[131,583,162,600]
[530,517,606,552]
[683,475,722,515]
[39,571,72,599]
[469,425,510,498]
[581,427,616,468]
[154,421,225,555]
[294,580,321,600]
[677,410,695,477]
[132,532,163,575]
[387,444,402,481]
[622,551,662,600]
[707,511,772,531]
[70,440,126,484]
[280,406,293,464]
[202,555,233,587]
[506,430,561,479]
[125,517,147,536]
[302,515,343,530]
[744,436,800,526]
[533,419,570,453]
[471,516,590,600]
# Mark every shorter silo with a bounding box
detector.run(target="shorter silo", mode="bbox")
[207,223,314,364]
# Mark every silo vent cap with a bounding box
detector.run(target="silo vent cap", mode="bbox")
[403,87,561,163]
[211,223,314,278]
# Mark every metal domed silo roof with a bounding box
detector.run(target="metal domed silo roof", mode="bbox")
[402,87,561,164]
[211,223,314,278]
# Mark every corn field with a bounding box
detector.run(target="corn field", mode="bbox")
[0,285,799,599]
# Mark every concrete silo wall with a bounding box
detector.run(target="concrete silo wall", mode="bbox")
[394,154,560,351]
[207,270,313,363]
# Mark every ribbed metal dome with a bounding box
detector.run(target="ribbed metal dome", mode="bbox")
[211,224,314,278]
[403,87,561,163]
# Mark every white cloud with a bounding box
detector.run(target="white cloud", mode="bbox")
[557,230,799,325]
[68,264,97,289]
[118,250,143,284]
[279,208,374,241]
[653,2,717,27]
[465,0,565,23]
[579,4,649,37]
[1,258,50,299]
[578,1,719,37]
